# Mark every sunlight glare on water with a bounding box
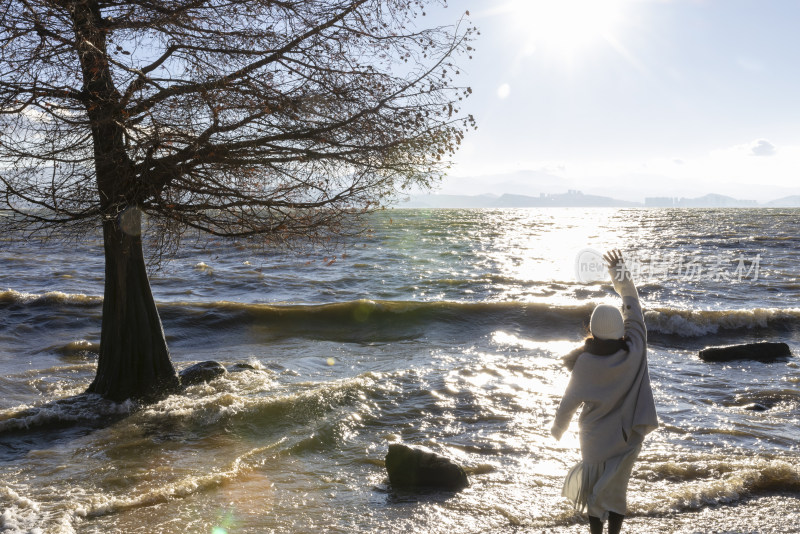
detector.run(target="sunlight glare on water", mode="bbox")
[479,209,629,303]
[1,209,799,533]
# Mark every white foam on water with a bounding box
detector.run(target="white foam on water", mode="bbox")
[1,433,287,532]
[633,457,800,515]
[141,366,278,424]
[193,262,213,274]
[0,394,136,432]
[0,288,101,305]
[646,307,800,336]
[0,486,47,534]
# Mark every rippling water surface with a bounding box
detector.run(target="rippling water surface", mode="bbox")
[1,208,799,533]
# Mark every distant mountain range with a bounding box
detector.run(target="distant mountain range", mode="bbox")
[766,195,800,207]
[399,191,800,208]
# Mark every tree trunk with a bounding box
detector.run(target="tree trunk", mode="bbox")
[66,0,179,402]
[87,208,179,402]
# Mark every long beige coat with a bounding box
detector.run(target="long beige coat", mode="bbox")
[551,278,658,517]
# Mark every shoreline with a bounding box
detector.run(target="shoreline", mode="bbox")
[529,493,800,533]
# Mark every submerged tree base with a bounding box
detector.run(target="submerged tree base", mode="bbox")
[87,217,180,403]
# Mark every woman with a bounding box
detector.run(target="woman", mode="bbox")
[551,250,658,534]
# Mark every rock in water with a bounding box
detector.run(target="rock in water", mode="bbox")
[384,444,469,491]
[227,362,269,373]
[228,362,258,372]
[699,342,791,362]
[179,361,227,386]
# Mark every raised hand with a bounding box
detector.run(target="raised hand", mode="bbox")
[603,249,626,281]
[603,249,638,298]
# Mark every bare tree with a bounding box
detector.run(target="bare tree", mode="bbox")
[0,0,475,401]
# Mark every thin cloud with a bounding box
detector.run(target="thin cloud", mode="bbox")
[750,139,776,157]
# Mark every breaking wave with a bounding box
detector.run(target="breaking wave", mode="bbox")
[2,288,799,344]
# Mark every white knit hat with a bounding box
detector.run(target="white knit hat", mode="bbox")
[590,304,624,340]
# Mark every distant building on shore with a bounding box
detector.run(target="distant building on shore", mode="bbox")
[645,194,758,208]
[402,191,780,209]
[495,190,640,208]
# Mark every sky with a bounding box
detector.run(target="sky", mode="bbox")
[421,0,800,202]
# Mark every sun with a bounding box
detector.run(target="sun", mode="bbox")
[506,0,626,56]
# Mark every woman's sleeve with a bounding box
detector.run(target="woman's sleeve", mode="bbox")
[622,295,646,351]
[551,369,584,440]
[610,264,647,351]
